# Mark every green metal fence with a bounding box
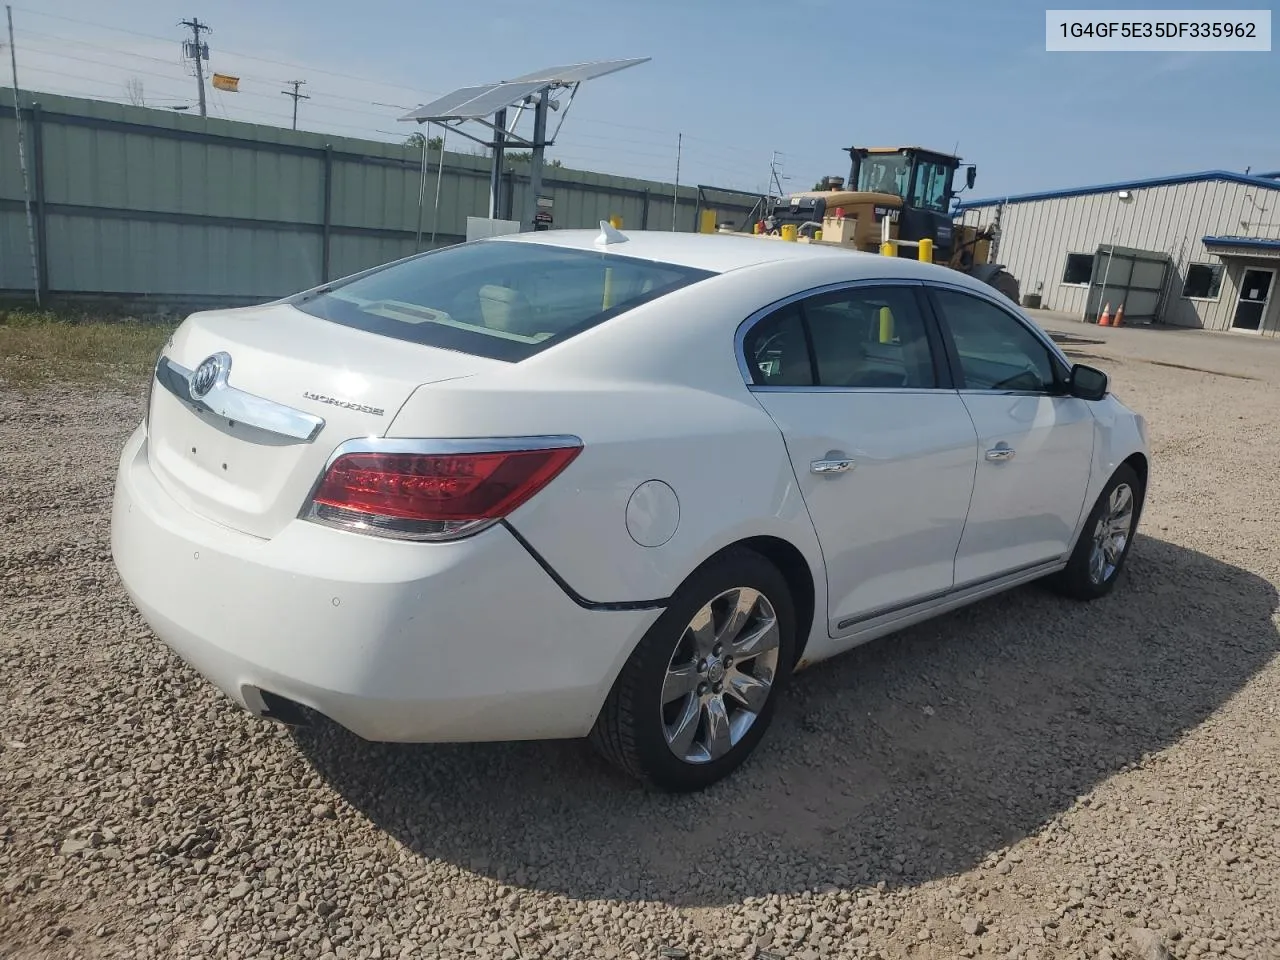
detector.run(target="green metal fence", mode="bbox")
[0,90,763,308]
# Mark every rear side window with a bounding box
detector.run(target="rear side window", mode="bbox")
[741,285,939,389]
[292,241,713,362]
[802,287,937,389]
[741,304,814,386]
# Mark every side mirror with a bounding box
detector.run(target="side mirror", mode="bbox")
[1069,363,1109,401]
[965,165,977,190]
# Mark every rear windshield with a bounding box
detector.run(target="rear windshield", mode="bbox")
[290,240,714,362]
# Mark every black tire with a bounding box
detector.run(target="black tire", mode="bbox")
[589,548,797,792]
[988,268,1021,305]
[1049,463,1144,601]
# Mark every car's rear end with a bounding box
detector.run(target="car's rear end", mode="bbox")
[110,237,715,743]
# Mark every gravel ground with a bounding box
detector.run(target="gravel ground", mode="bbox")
[2,327,1279,960]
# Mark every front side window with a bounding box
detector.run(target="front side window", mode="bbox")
[931,288,1062,393]
[741,286,938,390]
[292,241,713,362]
[856,154,911,199]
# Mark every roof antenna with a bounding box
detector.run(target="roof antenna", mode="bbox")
[595,219,628,245]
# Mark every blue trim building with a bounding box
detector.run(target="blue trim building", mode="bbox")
[951,171,1280,335]
[954,171,1280,213]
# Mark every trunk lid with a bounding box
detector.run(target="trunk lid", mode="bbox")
[146,302,500,539]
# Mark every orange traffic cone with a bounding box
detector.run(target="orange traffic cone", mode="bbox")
[1098,302,1112,326]
[1113,303,1125,327]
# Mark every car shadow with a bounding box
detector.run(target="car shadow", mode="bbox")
[292,535,1278,907]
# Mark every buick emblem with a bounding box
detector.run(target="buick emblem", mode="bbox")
[190,353,226,399]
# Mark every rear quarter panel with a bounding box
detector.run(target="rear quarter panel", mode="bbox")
[384,261,840,631]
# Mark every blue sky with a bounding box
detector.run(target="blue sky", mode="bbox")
[8,0,1278,198]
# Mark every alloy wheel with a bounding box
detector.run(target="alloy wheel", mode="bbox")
[660,587,781,764]
[1089,482,1135,585]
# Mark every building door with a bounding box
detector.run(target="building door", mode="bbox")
[1232,269,1274,332]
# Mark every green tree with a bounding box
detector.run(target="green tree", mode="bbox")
[507,151,563,168]
[404,132,444,151]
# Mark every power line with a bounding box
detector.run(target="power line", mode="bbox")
[11,5,437,100]
[13,36,392,115]
[178,17,209,117]
[280,78,307,130]
[14,27,420,111]
[7,12,785,189]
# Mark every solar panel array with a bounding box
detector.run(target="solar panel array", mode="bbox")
[400,58,649,123]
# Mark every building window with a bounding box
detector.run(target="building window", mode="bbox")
[1061,253,1094,285]
[1182,263,1224,300]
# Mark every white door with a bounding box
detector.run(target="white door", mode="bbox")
[742,283,978,634]
[926,286,1096,585]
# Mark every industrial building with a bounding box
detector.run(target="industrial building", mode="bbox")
[955,171,1280,336]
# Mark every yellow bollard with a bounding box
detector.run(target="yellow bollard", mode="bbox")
[699,209,717,234]
[813,229,823,242]
[879,306,894,344]
[609,215,623,229]
[880,241,897,257]
[918,238,933,264]
[781,224,798,242]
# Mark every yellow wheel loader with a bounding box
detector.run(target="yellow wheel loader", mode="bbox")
[756,146,1020,304]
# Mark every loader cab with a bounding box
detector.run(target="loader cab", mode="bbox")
[847,146,975,259]
[848,146,968,210]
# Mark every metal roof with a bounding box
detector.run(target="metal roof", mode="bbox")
[955,170,1280,211]
[854,146,962,160]
[1202,235,1280,250]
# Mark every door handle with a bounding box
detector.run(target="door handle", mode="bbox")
[811,457,855,474]
[985,443,1016,462]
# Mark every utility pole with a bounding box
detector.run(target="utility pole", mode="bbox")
[6,4,40,306]
[281,79,308,130]
[179,17,210,117]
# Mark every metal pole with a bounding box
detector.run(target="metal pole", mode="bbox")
[30,100,46,302]
[522,93,549,231]
[488,107,507,220]
[414,127,429,251]
[430,127,447,247]
[321,145,333,281]
[672,132,682,231]
[6,5,40,306]
[1097,200,1120,321]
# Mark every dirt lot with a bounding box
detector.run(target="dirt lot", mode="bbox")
[2,320,1278,960]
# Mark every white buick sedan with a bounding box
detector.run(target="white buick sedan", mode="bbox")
[111,226,1149,791]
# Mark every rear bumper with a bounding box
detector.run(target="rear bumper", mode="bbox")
[110,424,658,742]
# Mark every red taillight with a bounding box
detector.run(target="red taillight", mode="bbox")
[303,442,581,541]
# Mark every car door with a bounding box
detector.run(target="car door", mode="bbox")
[741,282,978,636]
[926,284,1095,585]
